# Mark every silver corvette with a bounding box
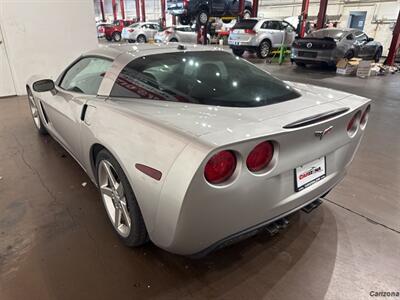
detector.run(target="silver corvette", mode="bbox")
[27,44,370,256]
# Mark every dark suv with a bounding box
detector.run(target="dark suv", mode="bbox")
[167,0,252,25]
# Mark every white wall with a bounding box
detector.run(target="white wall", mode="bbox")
[0,0,98,95]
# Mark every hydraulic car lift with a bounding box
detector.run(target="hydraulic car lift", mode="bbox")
[386,10,400,66]
[299,0,310,37]
[141,0,146,21]
[316,0,328,29]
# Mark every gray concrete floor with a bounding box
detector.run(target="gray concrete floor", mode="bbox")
[0,60,399,300]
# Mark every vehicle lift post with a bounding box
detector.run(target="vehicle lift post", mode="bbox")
[135,0,141,22]
[120,0,126,20]
[99,0,106,22]
[161,0,166,29]
[112,0,118,21]
[252,0,259,17]
[385,10,400,66]
[172,15,176,25]
[299,0,310,37]
[141,0,146,22]
[239,0,245,18]
[316,0,328,30]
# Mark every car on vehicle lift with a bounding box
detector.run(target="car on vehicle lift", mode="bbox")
[104,19,136,42]
[291,28,383,67]
[121,22,161,43]
[228,18,296,58]
[167,0,253,26]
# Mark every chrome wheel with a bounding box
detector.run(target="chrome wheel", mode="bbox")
[28,90,40,129]
[260,42,270,58]
[137,35,146,43]
[199,12,208,25]
[98,160,131,237]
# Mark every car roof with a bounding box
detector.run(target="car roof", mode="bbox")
[84,43,227,60]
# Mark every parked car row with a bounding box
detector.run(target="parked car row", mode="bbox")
[228,18,383,66]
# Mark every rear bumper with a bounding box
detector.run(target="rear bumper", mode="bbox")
[228,36,259,48]
[167,8,187,15]
[291,48,342,64]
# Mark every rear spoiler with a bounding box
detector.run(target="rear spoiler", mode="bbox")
[283,107,350,129]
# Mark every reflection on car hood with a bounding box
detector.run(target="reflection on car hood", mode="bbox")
[109,82,355,139]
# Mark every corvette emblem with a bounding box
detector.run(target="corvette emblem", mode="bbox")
[306,42,313,48]
[315,126,333,140]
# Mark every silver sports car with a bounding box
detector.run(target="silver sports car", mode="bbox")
[27,44,370,255]
[291,28,383,66]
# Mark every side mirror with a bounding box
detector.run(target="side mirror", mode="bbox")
[367,37,374,42]
[32,79,55,93]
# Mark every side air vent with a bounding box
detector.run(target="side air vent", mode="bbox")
[283,107,350,129]
[39,102,49,123]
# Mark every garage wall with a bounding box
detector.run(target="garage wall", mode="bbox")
[0,0,98,95]
[258,0,400,55]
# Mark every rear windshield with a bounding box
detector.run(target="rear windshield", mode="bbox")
[233,19,258,30]
[308,29,345,40]
[110,51,300,107]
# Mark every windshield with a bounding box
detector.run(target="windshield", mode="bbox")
[233,19,258,30]
[308,29,345,40]
[110,51,300,107]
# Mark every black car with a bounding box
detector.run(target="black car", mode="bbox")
[167,0,252,25]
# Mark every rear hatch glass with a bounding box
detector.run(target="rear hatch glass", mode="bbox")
[233,19,258,30]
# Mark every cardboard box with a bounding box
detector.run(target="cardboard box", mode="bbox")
[357,60,373,78]
[336,58,361,75]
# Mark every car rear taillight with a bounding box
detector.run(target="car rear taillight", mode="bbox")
[128,28,134,32]
[244,29,256,34]
[360,105,370,129]
[347,111,361,136]
[165,30,172,34]
[183,0,189,8]
[204,150,236,184]
[246,141,274,172]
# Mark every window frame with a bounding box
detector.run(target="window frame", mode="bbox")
[56,55,113,95]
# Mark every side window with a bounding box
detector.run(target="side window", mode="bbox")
[355,31,367,43]
[261,21,269,29]
[346,33,354,40]
[60,57,112,95]
[281,21,294,32]
[263,21,281,30]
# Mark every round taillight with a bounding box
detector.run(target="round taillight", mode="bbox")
[347,111,361,136]
[360,105,370,129]
[204,150,236,184]
[246,141,274,172]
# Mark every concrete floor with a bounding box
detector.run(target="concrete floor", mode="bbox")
[0,61,399,300]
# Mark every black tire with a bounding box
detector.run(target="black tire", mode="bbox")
[27,87,48,135]
[137,34,146,43]
[242,9,252,19]
[344,50,354,59]
[112,31,122,42]
[128,39,135,43]
[374,47,382,63]
[179,16,191,25]
[295,61,306,67]
[105,35,112,41]
[257,39,271,59]
[197,9,209,25]
[96,149,148,247]
[170,38,178,42]
[232,48,245,57]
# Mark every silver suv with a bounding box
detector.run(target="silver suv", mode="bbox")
[228,18,296,58]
